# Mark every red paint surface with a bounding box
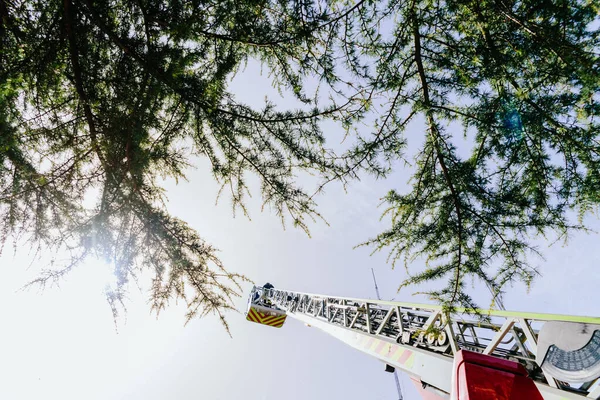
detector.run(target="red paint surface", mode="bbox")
[454,350,543,400]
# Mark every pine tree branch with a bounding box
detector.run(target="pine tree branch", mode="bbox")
[63,0,106,170]
[149,0,366,48]
[79,0,353,125]
[412,13,464,304]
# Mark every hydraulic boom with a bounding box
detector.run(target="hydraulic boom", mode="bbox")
[247,285,600,399]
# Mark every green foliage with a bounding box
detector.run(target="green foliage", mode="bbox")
[2,0,599,324]
[345,0,600,308]
[0,0,355,330]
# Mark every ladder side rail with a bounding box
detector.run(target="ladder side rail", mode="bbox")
[261,287,600,399]
[262,288,589,400]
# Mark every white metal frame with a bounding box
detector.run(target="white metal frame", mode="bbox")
[261,287,600,400]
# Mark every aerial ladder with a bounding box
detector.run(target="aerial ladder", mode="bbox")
[371,268,404,400]
[246,285,600,400]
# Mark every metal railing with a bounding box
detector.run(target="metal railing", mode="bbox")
[260,287,600,399]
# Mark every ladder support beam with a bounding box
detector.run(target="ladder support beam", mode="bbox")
[395,306,405,335]
[443,314,459,355]
[517,318,539,354]
[376,307,395,335]
[256,287,597,400]
[365,303,372,334]
[484,318,516,355]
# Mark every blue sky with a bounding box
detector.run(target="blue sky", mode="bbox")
[1,60,599,400]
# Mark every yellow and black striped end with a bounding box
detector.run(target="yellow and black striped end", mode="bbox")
[246,308,286,328]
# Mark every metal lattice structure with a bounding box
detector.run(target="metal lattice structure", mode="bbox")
[258,287,600,400]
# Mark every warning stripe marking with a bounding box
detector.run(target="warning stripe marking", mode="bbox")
[247,309,286,328]
[260,315,278,324]
[397,348,412,365]
[374,340,386,354]
[356,336,414,369]
[393,348,406,362]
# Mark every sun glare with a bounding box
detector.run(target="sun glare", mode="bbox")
[69,256,120,295]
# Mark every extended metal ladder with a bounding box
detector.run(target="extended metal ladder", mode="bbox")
[260,287,600,400]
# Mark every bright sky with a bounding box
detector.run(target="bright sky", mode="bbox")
[1,62,599,400]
